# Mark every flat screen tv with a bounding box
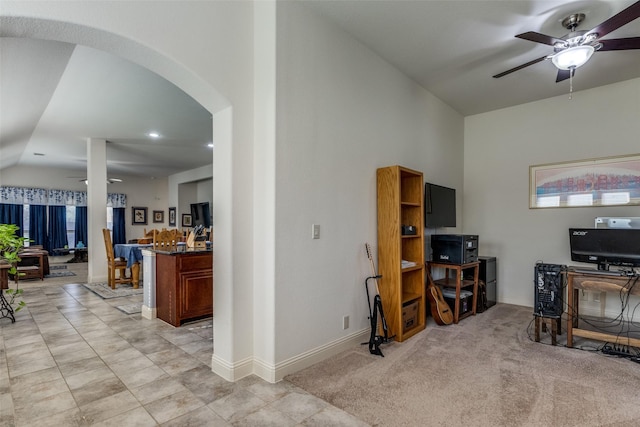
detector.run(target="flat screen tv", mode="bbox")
[190,202,211,228]
[424,183,456,228]
[569,228,640,270]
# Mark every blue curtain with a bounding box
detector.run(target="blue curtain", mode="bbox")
[0,203,24,236]
[29,205,47,247]
[75,206,88,247]
[47,206,68,252]
[112,207,126,245]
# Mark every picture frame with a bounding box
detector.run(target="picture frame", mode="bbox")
[168,207,176,226]
[182,214,193,227]
[530,153,640,209]
[132,207,148,225]
[153,210,164,223]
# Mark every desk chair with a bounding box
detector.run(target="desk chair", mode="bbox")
[102,229,130,289]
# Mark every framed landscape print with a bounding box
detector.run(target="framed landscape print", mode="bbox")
[132,207,148,225]
[168,207,176,226]
[182,214,192,227]
[153,210,164,223]
[530,153,640,209]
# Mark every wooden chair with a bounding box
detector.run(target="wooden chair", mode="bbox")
[153,229,179,251]
[102,229,130,289]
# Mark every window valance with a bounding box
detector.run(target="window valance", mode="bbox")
[0,186,126,208]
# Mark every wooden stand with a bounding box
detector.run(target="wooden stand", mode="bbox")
[427,261,479,324]
[567,271,640,348]
[534,315,561,345]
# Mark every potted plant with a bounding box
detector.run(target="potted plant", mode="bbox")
[0,224,28,319]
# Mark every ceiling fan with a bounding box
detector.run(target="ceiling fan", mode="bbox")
[67,177,123,184]
[494,1,640,82]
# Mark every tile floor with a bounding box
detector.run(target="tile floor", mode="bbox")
[0,282,369,426]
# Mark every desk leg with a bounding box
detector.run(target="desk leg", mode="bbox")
[454,268,461,324]
[567,279,574,348]
[131,262,140,289]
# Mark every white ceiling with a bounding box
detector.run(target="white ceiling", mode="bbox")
[1,1,639,178]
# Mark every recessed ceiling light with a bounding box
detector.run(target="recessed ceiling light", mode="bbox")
[148,131,160,138]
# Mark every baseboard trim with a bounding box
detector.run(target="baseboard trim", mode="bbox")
[141,305,156,320]
[211,354,253,382]
[271,328,369,383]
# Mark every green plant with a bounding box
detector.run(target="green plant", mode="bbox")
[0,223,28,312]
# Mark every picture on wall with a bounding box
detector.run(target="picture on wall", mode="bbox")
[530,153,640,208]
[182,214,192,227]
[153,210,164,223]
[132,207,148,225]
[168,207,176,226]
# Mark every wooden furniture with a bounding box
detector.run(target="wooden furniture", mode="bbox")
[567,271,640,348]
[534,316,561,345]
[13,249,50,283]
[102,229,132,289]
[376,165,426,341]
[155,250,213,327]
[153,229,180,251]
[427,261,479,324]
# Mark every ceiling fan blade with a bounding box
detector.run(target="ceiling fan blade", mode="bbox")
[556,68,575,83]
[584,1,640,39]
[516,31,565,46]
[598,37,640,51]
[493,55,548,78]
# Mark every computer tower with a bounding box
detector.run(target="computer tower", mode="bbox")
[477,256,496,312]
[534,263,565,318]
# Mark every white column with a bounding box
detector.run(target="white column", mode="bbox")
[141,249,157,319]
[86,138,108,283]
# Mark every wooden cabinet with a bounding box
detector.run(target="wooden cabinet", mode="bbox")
[156,251,213,327]
[377,165,426,341]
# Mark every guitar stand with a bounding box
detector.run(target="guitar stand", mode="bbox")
[361,275,393,357]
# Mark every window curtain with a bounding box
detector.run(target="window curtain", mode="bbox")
[75,206,88,247]
[0,204,24,235]
[29,205,47,247]
[112,207,126,245]
[47,205,68,252]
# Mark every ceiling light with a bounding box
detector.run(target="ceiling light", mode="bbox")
[551,45,595,70]
[148,131,160,138]
[207,143,214,148]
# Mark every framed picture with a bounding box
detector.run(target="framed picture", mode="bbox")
[168,207,176,226]
[153,210,164,223]
[132,207,148,225]
[182,214,193,227]
[530,153,640,209]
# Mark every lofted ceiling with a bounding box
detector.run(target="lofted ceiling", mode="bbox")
[1,1,639,179]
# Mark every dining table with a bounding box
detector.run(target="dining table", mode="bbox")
[114,243,152,288]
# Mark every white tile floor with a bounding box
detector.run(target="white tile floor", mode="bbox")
[0,280,369,426]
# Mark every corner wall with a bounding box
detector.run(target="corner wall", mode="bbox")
[464,78,640,308]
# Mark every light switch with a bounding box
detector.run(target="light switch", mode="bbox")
[312,224,320,239]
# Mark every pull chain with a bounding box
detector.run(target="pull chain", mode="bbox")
[569,67,574,100]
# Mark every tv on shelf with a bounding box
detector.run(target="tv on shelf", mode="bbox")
[424,183,456,228]
[569,228,640,271]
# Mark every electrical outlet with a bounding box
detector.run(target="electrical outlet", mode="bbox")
[312,224,320,239]
[342,315,349,330]
[593,292,601,303]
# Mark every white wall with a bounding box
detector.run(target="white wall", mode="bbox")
[0,165,169,242]
[464,78,640,309]
[273,2,464,366]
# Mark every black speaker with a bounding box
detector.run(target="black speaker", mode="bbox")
[477,256,496,312]
[534,263,565,318]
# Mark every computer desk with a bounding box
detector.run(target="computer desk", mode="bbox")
[566,270,640,348]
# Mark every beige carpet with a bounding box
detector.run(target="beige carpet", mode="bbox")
[286,304,640,426]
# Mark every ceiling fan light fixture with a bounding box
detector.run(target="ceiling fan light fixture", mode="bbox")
[551,45,595,70]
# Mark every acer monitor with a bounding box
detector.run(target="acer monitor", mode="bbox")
[569,228,640,271]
